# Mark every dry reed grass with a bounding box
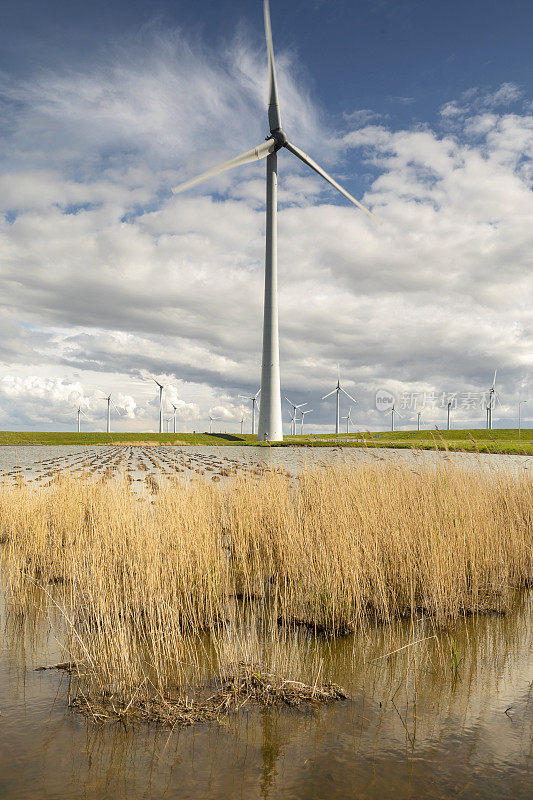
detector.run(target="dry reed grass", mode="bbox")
[0,461,531,722]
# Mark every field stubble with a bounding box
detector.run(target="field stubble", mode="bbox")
[1,461,531,725]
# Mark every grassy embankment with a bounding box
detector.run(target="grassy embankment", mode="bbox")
[0,428,531,454]
[1,461,531,724]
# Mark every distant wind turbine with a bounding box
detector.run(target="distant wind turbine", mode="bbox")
[173,1,375,442]
[100,392,120,434]
[153,379,164,434]
[486,370,498,430]
[322,368,357,434]
[518,400,527,444]
[171,403,178,434]
[240,414,245,435]
[447,400,452,431]
[285,397,307,435]
[300,408,313,435]
[238,389,261,435]
[341,406,354,434]
[76,405,89,433]
[209,414,221,434]
[390,403,404,432]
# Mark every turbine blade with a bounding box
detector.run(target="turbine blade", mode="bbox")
[284,141,376,219]
[172,138,277,194]
[254,388,261,399]
[111,400,121,415]
[340,387,357,404]
[492,369,497,390]
[284,396,295,406]
[264,0,281,131]
[322,389,337,400]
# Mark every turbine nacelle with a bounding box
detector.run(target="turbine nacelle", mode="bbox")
[269,129,288,148]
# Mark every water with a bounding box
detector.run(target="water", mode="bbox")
[0,586,531,799]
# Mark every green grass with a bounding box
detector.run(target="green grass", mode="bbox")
[0,428,531,455]
[286,428,533,456]
[0,431,256,446]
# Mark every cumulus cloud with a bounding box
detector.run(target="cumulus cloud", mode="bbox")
[0,17,531,434]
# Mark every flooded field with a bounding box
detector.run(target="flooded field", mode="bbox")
[0,445,531,799]
[0,443,531,487]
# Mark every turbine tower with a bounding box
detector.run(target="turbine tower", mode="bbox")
[173,1,374,442]
[285,397,307,435]
[238,389,261,435]
[322,368,357,435]
[153,379,164,434]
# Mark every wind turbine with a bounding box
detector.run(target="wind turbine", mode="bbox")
[341,406,354,434]
[76,405,89,433]
[486,370,497,430]
[322,368,357,435]
[240,414,245,435]
[390,403,404,432]
[171,403,178,434]
[173,1,375,442]
[238,389,261,435]
[447,400,452,431]
[153,379,164,434]
[518,400,527,444]
[300,408,313,435]
[285,397,307,435]
[100,393,120,434]
[209,414,221,434]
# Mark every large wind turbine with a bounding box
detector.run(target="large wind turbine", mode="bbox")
[173,1,374,442]
[238,389,261,435]
[322,369,357,435]
[171,403,178,434]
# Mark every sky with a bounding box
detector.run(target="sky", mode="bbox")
[0,0,532,434]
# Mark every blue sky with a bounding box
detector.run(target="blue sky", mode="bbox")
[3,0,533,122]
[0,0,531,432]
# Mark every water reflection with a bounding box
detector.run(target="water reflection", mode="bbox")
[1,582,531,799]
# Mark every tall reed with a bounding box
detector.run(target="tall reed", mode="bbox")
[1,462,531,704]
